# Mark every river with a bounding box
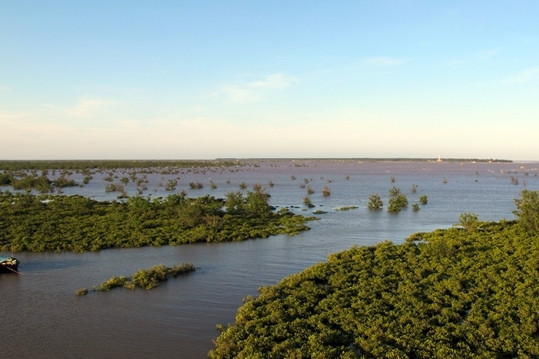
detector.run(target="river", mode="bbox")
[1,160,538,358]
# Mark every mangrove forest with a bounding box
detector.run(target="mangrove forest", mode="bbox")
[209,190,539,358]
[0,189,312,252]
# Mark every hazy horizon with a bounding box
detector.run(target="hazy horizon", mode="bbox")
[2,1,538,161]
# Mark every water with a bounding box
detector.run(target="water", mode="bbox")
[1,160,538,358]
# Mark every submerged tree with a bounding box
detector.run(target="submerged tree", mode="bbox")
[367,194,383,210]
[387,187,408,213]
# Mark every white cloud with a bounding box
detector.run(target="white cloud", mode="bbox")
[221,73,296,103]
[248,73,296,89]
[503,66,539,85]
[41,96,114,121]
[223,87,259,103]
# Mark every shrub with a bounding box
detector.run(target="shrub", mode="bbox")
[513,190,539,232]
[167,263,196,277]
[165,179,178,191]
[388,194,408,213]
[94,276,131,291]
[132,265,168,289]
[322,186,331,197]
[457,212,480,232]
[337,206,358,211]
[303,196,314,208]
[387,187,408,213]
[189,181,203,189]
[367,194,383,210]
[75,288,88,296]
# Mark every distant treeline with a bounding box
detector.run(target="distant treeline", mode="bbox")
[0,158,513,171]
[0,159,240,171]
[231,158,513,163]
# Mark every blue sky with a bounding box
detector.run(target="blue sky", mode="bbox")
[1,1,538,160]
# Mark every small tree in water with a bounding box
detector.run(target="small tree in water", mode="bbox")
[367,194,383,210]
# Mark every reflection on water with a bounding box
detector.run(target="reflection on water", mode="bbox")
[1,160,538,358]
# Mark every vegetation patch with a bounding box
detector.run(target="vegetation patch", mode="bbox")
[1,189,313,252]
[336,206,358,211]
[209,190,539,358]
[210,221,539,358]
[77,263,196,295]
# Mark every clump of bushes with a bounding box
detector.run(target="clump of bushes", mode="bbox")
[367,194,383,210]
[76,263,196,295]
[189,181,203,189]
[93,275,131,291]
[336,206,358,211]
[322,186,331,197]
[387,186,408,213]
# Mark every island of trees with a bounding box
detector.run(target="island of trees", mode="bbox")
[76,263,196,295]
[0,186,312,252]
[209,190,539,358]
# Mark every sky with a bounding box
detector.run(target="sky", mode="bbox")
[1,1,538,160]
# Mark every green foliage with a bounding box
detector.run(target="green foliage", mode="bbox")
[75,288,89,296]
[367,193,383,210]
[53,177,77,188]
[457,212,480,232]
[165,179,178,191]
[0,191,312,252]
[388,186,401,196]
[0,159,237,171]
[303,196,314,208]
[210,222,539,358]
[93,276,130,291]
[189,181,203,189]
[322,186,331,197]
[0,172,12,185]
[336,206,358,211]
[419,194,428,205]
[132,265,168,290]
[513,189,539,232]
[85,263,196,293]
[388,187,408,213]
[167,262,196,277]
[105,183,124,193]
[11,175,52,193]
